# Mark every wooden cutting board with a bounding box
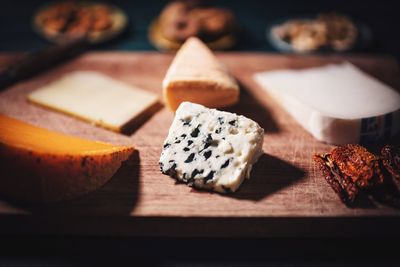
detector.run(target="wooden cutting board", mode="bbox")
[0,52,399,238]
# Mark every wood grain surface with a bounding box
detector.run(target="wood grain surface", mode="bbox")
[0,52,399,237]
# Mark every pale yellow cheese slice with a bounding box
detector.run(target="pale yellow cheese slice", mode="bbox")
[28,71,160,132]
[162,37,239,111]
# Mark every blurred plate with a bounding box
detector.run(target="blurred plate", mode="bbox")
[33,1,128,44]
[267,16,372,54]
[148,18,237,52]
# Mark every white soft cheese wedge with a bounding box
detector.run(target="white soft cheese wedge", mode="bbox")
[254,63,400,144]
[28,71,160,132]
[159,102,264,193]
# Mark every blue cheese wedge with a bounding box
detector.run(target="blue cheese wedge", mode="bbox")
[159,102,264,193]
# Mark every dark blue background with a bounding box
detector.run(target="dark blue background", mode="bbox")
[1,0,400,59]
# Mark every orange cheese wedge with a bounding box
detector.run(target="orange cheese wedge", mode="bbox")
[0,115,134,202]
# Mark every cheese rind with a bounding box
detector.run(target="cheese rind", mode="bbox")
[159,102,264,193]
[0,114,134,202]
[28,71,160,132]
[162,37,239,111]
[254,63,400,144]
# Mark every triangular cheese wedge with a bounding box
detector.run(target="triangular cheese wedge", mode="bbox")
[162,37,239,111]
